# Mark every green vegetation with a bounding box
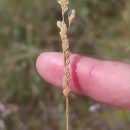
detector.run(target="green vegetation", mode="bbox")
[0,0,130,130]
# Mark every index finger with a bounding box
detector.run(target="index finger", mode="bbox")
[36,52,130,110]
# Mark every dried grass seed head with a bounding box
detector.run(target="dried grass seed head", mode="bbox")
[57,0,69,15]
[57,21,68,40]
[68,9,76,26]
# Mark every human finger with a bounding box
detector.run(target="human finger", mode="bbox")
[36,52,130,109]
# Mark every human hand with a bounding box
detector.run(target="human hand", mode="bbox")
[36,52,130,110]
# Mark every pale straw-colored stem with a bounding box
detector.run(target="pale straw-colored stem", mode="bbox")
[66,97,69,130]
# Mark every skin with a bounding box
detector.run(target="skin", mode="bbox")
[36,52,130,110]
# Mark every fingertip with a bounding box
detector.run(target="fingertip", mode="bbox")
[36,53,47,77]
[36,52,64,88]
[36,52,59,75]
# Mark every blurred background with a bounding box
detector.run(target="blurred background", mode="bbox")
[0,0,130,130]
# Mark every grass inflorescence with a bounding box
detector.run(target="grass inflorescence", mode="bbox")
[57,0,76,130]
